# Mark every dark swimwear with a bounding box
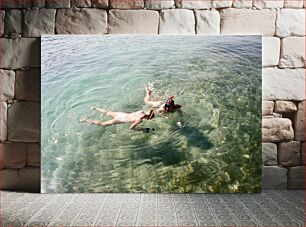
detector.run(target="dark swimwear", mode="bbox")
[164,98,175,112]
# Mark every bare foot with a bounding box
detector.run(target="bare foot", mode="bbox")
[80,117,87,122]
[86,119,95,125]
[95,108,107,114]
[145,86,153,95]
[90,106,96,111]
[81,118,96,125]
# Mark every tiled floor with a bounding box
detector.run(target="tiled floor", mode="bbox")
[1,190,304,226]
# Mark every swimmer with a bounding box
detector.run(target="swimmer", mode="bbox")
[159,95,182,113]
[144,86,181,113]
[144,86,184,127]
[81,107,155,132]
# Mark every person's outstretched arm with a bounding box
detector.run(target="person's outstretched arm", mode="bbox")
[130,118,142,130]
[130,118,154,133]
[177,108,183,118]
[176,108,184,127]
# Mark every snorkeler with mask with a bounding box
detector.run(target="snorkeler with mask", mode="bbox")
[144,86,184,128]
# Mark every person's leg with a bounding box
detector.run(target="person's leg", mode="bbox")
[144,87,162,108]
[80,118,118,126]
[91,107,117,118]
[157,104,165,113]
[144,86,153,103]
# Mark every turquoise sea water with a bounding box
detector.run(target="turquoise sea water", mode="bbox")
[41,35,262,193]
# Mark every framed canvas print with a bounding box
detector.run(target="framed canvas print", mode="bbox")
[41,35,262,193]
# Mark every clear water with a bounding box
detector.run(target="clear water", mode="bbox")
[41,35,262,193]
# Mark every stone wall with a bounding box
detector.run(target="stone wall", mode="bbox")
[0,0,304,192]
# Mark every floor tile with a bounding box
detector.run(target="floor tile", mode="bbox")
[0,190,303,227]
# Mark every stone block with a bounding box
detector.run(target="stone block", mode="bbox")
[280,37,305,68]
[145,0,175,9]
[262,68,305,101]
[91,0,108,8]
[195,10,220,34]
[262,166,287,189]
[262,37,280,66]
[0,38,40,69]
[108,10,159,34]
[301,142,305,165]
[262,101,274,116]
[23,9,56,37]
[278,141,301,166]
[109,0,144,8]
[6,34,21,39]
[262,143,277,165]
[15,68,41,101]
[288,166,304,189]
[212,0,232,8]
[159,9,195,34]
[253,0,284,8]
[175,0,212,9]
[274,101,297,113]
[276,9,305,37]
[0,0,32,9]
[232,0,252,8]
[220,9,276,36]
[4,9,22,34]
[294,101,305,141]
[32,0,46,8]
[8,102,40,142]
[0,142,27,169]
[284,0,304,8]
[0,169,17,189]
[0,10,4,35]
[0,167,40,192]
[71,0,92,7]
[56,8,107,34]
[262,117,294,142]
[46,0,70,8]
[0,102,7,142]
[27,143,40,167]
[0,69,15,102]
